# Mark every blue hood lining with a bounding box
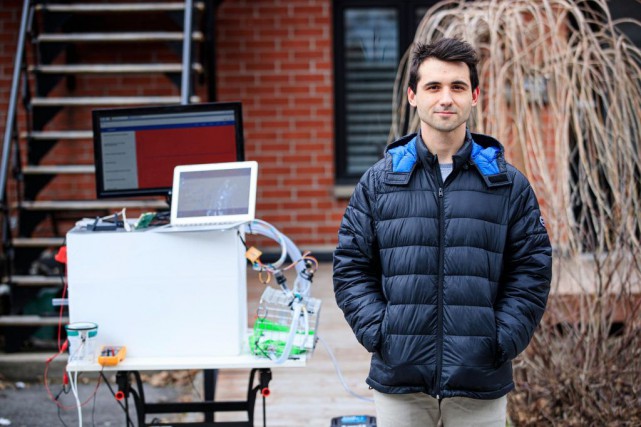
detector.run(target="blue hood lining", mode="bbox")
[471,143,500,175]
[389,136,418,173]
[388,136,500,176]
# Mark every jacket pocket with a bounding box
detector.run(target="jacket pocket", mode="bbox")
[494,323,507,367]
[378,306,391,363]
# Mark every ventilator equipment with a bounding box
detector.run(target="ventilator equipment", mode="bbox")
[242,219,321,363]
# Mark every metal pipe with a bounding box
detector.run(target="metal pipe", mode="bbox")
[180,0,194,105]
[0,0,31,204]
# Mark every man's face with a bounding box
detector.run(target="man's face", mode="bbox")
[407,58,479,135]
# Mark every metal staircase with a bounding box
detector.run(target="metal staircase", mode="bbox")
[0,0,218,351]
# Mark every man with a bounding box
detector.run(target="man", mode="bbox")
[333,38,552,426]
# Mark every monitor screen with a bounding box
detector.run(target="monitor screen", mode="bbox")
[92,102,244,198]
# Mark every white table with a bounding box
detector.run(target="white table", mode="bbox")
[65,225,248,359]
[66,352,307,427]
[64,223,309,426]
[67,354,307,372]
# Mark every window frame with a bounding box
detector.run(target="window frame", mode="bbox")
[333,0,439,184]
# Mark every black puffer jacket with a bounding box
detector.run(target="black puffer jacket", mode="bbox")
[333,131,552,399]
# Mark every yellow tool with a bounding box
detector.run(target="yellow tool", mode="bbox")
[98,346,127,366]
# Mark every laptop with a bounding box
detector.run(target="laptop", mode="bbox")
[153,161,258,232]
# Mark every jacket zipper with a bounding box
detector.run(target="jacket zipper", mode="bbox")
[436,184,444,400]
[428,155,456,400]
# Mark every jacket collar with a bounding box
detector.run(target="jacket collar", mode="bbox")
[384,129,512,188]
[415,129,473,172]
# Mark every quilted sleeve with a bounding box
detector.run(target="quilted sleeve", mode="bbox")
[333,169,386,353]
[495,172,552,365]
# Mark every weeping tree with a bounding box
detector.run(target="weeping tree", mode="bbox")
[391,1,641,424]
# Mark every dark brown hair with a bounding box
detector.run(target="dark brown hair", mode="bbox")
[408,38,479,93]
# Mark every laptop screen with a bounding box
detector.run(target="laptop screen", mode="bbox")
[170,161,258,226]
[176,168,252,219]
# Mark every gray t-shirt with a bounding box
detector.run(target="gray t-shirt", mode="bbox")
[440,163,453,181]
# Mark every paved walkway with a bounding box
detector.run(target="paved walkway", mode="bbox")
[0,262,376,427]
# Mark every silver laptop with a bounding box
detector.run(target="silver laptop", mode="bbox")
[154,161,258,232]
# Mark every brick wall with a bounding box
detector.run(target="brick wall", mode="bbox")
[216,0,347,251]
[0,0,347,250]
[0,0,22,135]
[0,0,24,226]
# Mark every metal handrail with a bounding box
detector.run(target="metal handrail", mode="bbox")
[180,0,194,105]
[0,0,31,206]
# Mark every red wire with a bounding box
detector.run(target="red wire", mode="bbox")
[44,346,103,410]
[57,276,67,351]
[49,244,103,410]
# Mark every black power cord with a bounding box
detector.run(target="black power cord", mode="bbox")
[99,372,135,427]
[55,387,70,427]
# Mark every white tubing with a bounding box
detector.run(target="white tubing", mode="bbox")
[317,335,374,403]
[242,219,313,362]
[244,220,288,268]
[271,301,302,364]
[70,370,83,426]
[242,219,312,297]
[301,303,310,348]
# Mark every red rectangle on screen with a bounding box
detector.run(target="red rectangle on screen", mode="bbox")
[134,125,237,189]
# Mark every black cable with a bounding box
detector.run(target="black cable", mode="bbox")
[99,372,135,427]
[92,381,98,427]
[238,230,247,248]
[125,387,132,427]
[54,386,70,427]
[56,403,70,427]
[262,394,267,427]
[254,336,272,359]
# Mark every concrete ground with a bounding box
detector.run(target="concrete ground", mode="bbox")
[0,373,189,427]
[0,353,204,426]
[0,263,376,427]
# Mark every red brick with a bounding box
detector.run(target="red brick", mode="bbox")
[262,189,293,199]
[248,130,279,140]
[281,85,313,95]
[281,62,311,71]
[296,165,326,175]
[282,131,312,140]
[281,39,312,50]
[260,74,291,84]
[260,120,290,129]
[256,5,291,16]
[259,143,291,152]
[292,27,326,38]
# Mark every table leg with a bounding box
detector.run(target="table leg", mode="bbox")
[203,369,218,422]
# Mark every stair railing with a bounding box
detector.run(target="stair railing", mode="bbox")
[0,0,32,279]
[181,0,194,105]
[0,0,31,207]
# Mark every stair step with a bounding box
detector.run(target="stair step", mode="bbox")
[22,165,94,174]
[36,31,204,43]
[0,315,67,327]
[30,63,203,74]
[7,275,64,287]
[22,130,93,140]
[17,200,167,211]
[12,237,65,247]
[36,2,205,13]
[31,95,200,107]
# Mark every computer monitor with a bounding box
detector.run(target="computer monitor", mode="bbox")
[92,102,244,199]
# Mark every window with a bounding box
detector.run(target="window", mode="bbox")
[333,1,439,184]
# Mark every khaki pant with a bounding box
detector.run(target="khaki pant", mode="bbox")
[373,390,507,427]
